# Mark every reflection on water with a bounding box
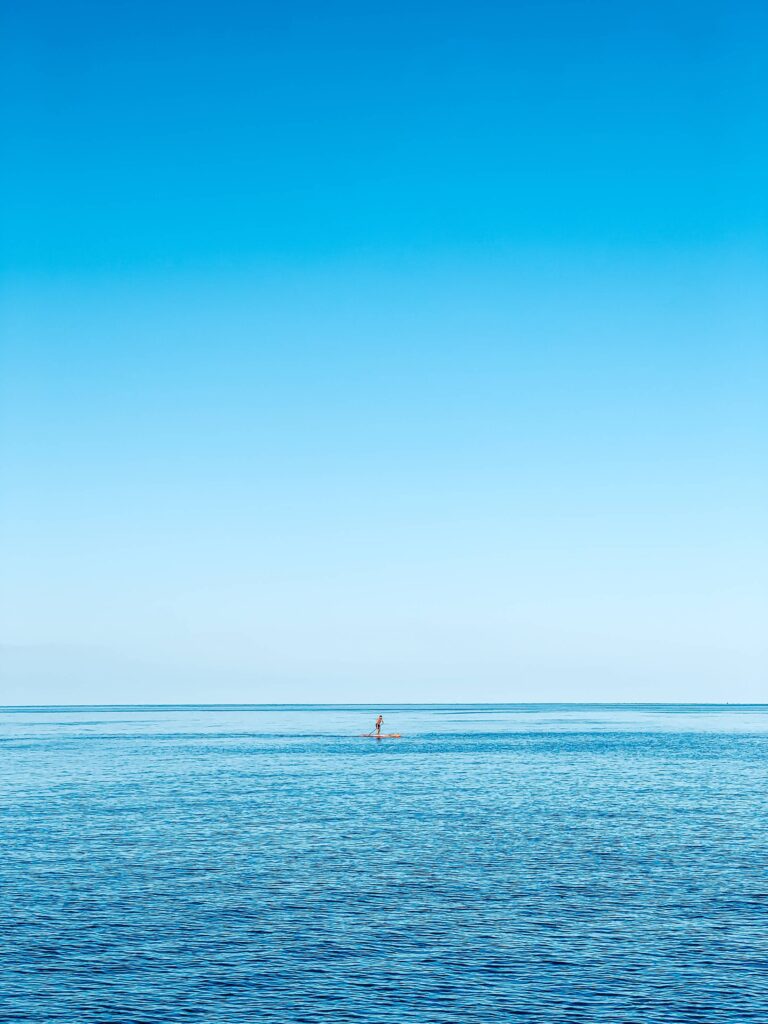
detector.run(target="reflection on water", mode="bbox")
[1,705,767,1022]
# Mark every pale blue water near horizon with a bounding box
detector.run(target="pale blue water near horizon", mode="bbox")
[1,704,767,1023]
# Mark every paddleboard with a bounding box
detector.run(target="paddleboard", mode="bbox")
[360,733,402,738]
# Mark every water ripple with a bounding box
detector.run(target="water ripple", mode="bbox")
[1,706,767,1022]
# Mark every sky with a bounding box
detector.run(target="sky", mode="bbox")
[1,0,766,704]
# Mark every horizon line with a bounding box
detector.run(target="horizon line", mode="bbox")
[1,702,765,710]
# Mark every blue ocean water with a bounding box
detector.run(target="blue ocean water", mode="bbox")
[1,704,767,1023]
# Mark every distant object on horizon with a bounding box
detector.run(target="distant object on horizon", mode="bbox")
[364,713,401,738]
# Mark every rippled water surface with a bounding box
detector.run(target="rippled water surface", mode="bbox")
[2,704,767,1023]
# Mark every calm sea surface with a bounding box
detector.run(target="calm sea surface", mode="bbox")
[1,704,767,1023]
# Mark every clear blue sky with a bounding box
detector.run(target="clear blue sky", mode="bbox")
[1,0,766,703]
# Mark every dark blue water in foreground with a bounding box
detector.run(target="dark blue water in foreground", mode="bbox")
[2,704,767,1023]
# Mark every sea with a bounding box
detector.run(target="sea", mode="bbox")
[1,704,767,1023]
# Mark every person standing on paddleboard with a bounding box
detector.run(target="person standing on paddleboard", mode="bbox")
[374,714,383,736]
